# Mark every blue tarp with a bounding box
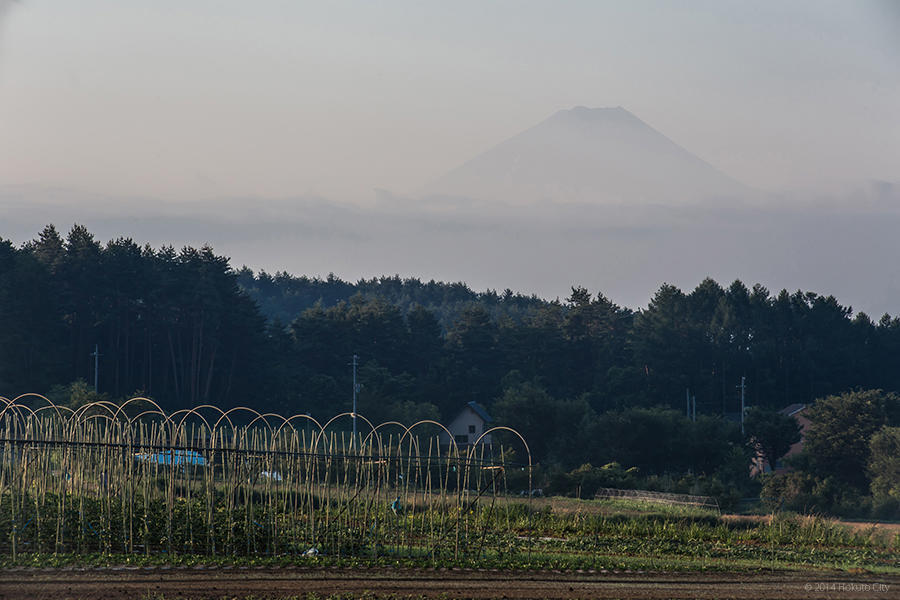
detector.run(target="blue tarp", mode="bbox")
[134,449,207,466]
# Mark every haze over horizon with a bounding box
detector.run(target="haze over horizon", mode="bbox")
[1,2,899,315]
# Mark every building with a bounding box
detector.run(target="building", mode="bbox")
[440,401,493,448]
[775,403,811,466]
[750,403,811,476]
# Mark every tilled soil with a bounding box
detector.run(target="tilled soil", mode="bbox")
[0,567,898,600]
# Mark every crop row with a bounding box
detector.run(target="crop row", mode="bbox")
[0,397,533,561]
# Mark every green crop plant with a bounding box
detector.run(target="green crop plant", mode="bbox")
[2,394,896,574]
[0,395,533,562]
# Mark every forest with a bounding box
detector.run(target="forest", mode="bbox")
[1,224,899,515]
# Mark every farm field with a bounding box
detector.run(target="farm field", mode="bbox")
[0,566,897,600]
[2,498,898,600]
[1,399,899,598]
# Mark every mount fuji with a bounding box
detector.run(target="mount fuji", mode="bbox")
[424,106,748,205]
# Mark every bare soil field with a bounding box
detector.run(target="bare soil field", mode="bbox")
[0,567,897,600]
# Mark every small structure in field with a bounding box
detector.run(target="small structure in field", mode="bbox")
[134,449,207,466]
[595,487,720,513]
[440,401,493,449]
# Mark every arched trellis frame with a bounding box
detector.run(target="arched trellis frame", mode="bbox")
[0,395,534,562]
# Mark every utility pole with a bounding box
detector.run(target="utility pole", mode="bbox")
[692,394,696,422]
[351,354,359,446]
[686,388,690,420]
[90,344,101,393]
[737,376,746,435]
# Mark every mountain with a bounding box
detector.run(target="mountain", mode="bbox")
[424,106,747,205]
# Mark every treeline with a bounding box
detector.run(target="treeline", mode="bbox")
[239,263,900,418]
[236,269,549,328]
[0,225,267,407]
[3,225,900,500]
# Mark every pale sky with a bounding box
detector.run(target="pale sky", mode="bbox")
[2,1,900,316]
[1,1,898,201]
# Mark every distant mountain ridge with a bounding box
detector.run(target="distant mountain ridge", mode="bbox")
[424,106,747,205]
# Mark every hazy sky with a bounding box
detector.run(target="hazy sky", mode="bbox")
[2,2,900,315]
[1,1,898,201]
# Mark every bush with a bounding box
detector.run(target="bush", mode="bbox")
[869,426,900,502]
[546,462,640,498]
[544,463,744,511]
[872,497,900,521]
[760,471,879,518]
[761,471,821,513]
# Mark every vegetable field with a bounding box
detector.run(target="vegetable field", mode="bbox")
[2,394,898,577]
[0,394,532,561]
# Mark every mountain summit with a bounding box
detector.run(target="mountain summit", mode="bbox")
[424,106,746,205]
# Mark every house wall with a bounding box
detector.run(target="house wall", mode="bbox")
[780,412,811,465]
[439,407,491,447]
[750,408,811,476]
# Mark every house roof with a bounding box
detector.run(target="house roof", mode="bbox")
[779,403,807,417]
[467,401,493,424]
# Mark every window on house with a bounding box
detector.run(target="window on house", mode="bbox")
[455,434,468,444]
[468,425,476,434]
